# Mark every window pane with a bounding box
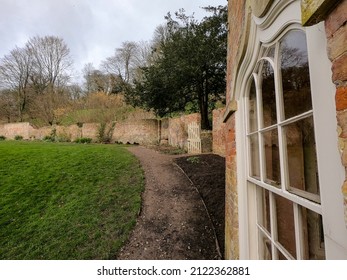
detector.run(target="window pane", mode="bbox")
[260,60,276,127]
[258,187,271,233]
[248,78,258,133]
[263,129,280,187]
[249,134,260,178]
[274,193,296,259]
[277,248,291,260]
[303,208,326,260]
[280,30,312,119]
[265,45,276,59]
[258,231,272,260]
[285,117,320,202]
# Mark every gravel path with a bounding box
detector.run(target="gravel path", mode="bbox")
[116,146,220,260]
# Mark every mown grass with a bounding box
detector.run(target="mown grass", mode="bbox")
[0,141,144,260]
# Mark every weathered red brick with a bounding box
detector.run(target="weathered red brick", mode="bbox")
[332,52,347,82]
[337,110,347,138]
[336,87,347,111]
[325,0,347,38]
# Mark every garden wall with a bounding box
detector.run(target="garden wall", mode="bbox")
[0,111,222,153]
[0,123,33,139]
[0,120,160,145]
[113,119,159,145]
[168,113,201,150]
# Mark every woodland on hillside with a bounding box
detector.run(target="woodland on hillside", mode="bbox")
[0,5,227,128]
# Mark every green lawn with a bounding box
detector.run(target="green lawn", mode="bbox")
[0,141,144,260]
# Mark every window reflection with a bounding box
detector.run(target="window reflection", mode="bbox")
[258,187,271,233]
[249,134,260,178]
[280,30,312,119]
[304,208,325,259]
[248,78,258,133]
[263,129,280,187]
[285,117,320,202]
[260,60,276,127]
[274,193,296,259]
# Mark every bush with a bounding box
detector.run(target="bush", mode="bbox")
[14,135,23,141]
[56,134,71,142]
[43,135,55,142]
[186,156,200,164]
[97,122,115,143]
[74,137,92,144]
[0,135,6,141]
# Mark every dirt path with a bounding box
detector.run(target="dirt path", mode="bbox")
[116,146,221,260]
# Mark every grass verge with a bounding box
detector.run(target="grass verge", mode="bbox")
[0,141,144,260]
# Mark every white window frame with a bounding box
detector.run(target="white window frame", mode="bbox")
[233,0,347,259]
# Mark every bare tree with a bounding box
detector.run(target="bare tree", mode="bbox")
[0,90,18,122]
[0,46,33,121]
[101,41,140,84]
[82,63,96,94]
[82,63,112,93]
[26,35,73,94]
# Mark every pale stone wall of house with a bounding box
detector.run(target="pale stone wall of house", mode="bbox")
[212,108,226,157]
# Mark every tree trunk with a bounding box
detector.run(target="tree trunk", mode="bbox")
[198,87,211,130]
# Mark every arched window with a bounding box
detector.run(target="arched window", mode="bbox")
[245,29,324,259]
[233,0,346,260]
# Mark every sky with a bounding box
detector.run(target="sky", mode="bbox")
[0,0,227,83]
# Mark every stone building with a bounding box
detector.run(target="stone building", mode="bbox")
[224,0,347,259]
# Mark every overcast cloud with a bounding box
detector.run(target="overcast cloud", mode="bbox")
[0,0,227,83]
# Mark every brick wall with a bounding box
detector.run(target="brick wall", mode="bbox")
[81,123,99,140]
[0,116,203,147]
[0,123,31,139]
[224,114,238,260]
[113,119,159,145]
[0,120,159,145]
[224,0,247,260]
[325,0,347,223]
[212,108,226,157]
[168,113,201,150]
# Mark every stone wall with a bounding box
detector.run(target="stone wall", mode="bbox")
[81,123,98,140]
[212,108,226,157]
[168,113,201,150]
[159,118,169,145]
[0,123,32,139]
[325,0,347,224]
[0,115,206,148]
[0,120,160,145]
[113,119,159,145]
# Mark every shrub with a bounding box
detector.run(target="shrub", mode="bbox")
[186,156,200,164]
[56,133,71,143]
[43,135,55,142]
[14,135,23,141]
[0,135,6,141]
[74,137,92,144]
[97,122,115,143]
